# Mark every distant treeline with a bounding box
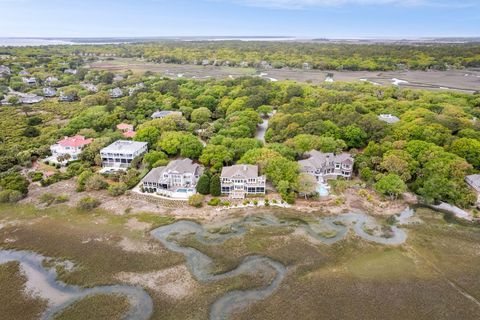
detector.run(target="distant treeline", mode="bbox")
[1,41,480,71]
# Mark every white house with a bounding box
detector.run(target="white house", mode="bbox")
[81,83,98,92]
[58,92,76,102]
[64,69,77,75]
[22,77,37,86]
[100,140,148,172]
[1,92,44,105]
[221,164,266,199]
[45,76,59,85]
[151,110,183,119]
[109,87,123,98]
[378,114,400,124]
[47,135,93,165]
[128,82,145,96]
[299,150,354,183]
[113,74,125,82]
[142,159,203,199]
[43,87,57,97]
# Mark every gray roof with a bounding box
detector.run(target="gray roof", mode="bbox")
[101,140,147,154]
[43,87,56,96]
[143,159,203,183]
[466,174,480,192]
[0,65,10,74]
[164,158,203,175]
[151,110,182,119]
[378,114,400,124]
[142,167,165,184]
[221,164,261,179]
[109,87,123,97]
[300,150,354,169]
[81,83,98,92]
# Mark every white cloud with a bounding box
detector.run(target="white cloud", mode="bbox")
[228,0,474,9]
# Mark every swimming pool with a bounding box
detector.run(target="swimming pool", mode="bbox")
[317,183,330,197]
[176,188,195,193]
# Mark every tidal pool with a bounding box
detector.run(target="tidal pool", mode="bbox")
[150,208,415,319]
[0,208,414,319]
[0,250,153,320]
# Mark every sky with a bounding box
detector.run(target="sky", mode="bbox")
[0,0,479,38]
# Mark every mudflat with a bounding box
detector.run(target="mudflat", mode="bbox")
[89,58,480,93]
[1,204,479,320]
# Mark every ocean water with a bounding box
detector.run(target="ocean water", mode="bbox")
[0,38,76,47]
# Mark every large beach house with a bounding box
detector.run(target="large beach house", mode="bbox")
[100,140,148,172]
[47,135,93,165]
[220,164,266,199]
[299,150,354,182]
[141,158,203,198]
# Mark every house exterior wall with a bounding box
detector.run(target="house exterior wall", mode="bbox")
[100,144,147,169]
[302,162,353,181]
[49,144,83,161]
[220,172,266,199]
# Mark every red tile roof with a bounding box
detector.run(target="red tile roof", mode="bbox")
[116,123,133,130]
[123,130,136,138]
[57,135,93,148]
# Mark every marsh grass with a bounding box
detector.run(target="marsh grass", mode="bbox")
[1,204,480,320]
[53,294,130,320]
[0,261,47,320]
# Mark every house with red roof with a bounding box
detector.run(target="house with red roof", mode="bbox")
[116,123,134,132]
[46,135,93,165]
[116,123,136,139]
[123,130,136,139]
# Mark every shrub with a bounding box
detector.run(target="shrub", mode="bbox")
[253,200,258,206]
[39,193,56,206]
[188,194,204,208]
[27,116,43,126]
[283,192,296,204]
[66,162,90,177]
[76,170,93,192]
[221,201,231,206]
[28,171,44,182]
[77,196,101,210]
[40,172,67,187]
[85,174,108,191]
[0,172,29,195]
[196,173,211,195]
[108,183,128,197]
[209,174,221,197]
[264,199,270,206]
[119,169,140,189]
[243,200,250,206]
[207,197,220,206]
[55,194,69,203]
[272,199,278,204]
[0,190,24,203]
